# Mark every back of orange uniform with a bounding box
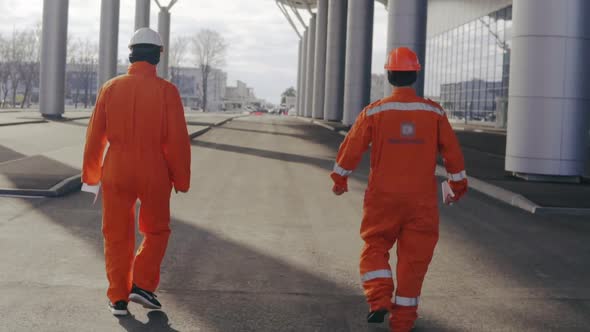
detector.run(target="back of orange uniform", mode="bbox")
[333,87,465,195]
[83,62,191,193]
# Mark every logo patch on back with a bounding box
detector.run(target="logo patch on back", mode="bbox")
[401,122,416,137]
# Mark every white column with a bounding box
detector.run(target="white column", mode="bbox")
[323,0,348,121]
[157,8,171,79]
[506,0,590,177]
[135,0,150,30]
[296,39,302,116]
[98,0,120,87]
[304,14,317,118]
[383,0,427,97]
[300,29,309,117]
[39,0,68,118]
[343,0,374,126]
[312,0,329,119]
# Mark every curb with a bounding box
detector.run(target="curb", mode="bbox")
[297,117,349,135]
[0,116,91,127]
[60,116,92,122]
[300,117,590,216]
[189,126,211,139]
[0,175,82,198]
[0,120,48,127]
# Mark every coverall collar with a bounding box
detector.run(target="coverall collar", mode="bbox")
[128,61,157,77]
[391,87,417,97]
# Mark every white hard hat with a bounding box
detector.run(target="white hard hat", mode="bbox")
[129,28,163,48]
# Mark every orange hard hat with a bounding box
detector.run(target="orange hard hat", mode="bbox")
[384,47,421,71]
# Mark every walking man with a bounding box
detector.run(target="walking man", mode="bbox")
[82,28,191,316]
[330,47,468,331]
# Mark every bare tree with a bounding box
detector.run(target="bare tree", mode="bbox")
[66,37,98,108]
[169,35,189,87]
[192,29,227,111]
[8,28,24,108]
[0,34,10,108]
[18,25,41,108]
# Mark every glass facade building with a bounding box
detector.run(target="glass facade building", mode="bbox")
[424,6,513,126]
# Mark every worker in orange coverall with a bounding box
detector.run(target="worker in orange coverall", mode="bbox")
[82,28,191,317]
[331,47,468,331]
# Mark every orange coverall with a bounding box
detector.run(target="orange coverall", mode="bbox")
[82,61,191,303]
[331,87,466,331]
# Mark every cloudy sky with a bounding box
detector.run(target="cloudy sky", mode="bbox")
[0,0,389,103]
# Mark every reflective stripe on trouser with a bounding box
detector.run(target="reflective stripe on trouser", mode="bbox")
[395,296,419,306]
[360,191,439,330]
[390,224,438,332]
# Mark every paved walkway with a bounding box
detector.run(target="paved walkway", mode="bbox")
[0,115,589,331]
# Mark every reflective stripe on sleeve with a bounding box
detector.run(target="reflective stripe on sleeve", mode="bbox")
[361,269,393,282]
[366,102,444,117]
[395,296,419,307]
[448,170,467,181]
[333,163,353,177]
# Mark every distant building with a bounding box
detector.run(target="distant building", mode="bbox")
[168,66,227,112]
[118,64,227,112]
[224,80,259,111]
[284,96,296,110]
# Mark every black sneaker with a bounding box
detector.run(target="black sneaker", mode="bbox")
[129,284,162,309]
[109,301,129,316]
[367,309,388,323]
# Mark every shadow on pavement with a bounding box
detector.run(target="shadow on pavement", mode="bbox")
[0,154,80,189]
[0,144,81,190]
[191,139,334,171]
[0,145,25,163]
[215,124,312,141]
[118,311,179,332]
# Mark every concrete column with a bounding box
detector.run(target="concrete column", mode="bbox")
[323,0,347,121]
[135,0,150,30]
[383,0,427,97]
[343,0,374,126]
[296,38,303,116]
[39,0,68,118]
[98,0,120,87]
[300,29,309,117]
[505,0,590,177]
[304,14,317,118]
[312,0,328,119]
[157,8,171,79]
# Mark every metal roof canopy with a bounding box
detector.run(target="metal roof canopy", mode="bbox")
[275,0,387,38]
[277,0,387,8]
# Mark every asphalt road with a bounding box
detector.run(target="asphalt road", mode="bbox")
[0,115,589,331]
